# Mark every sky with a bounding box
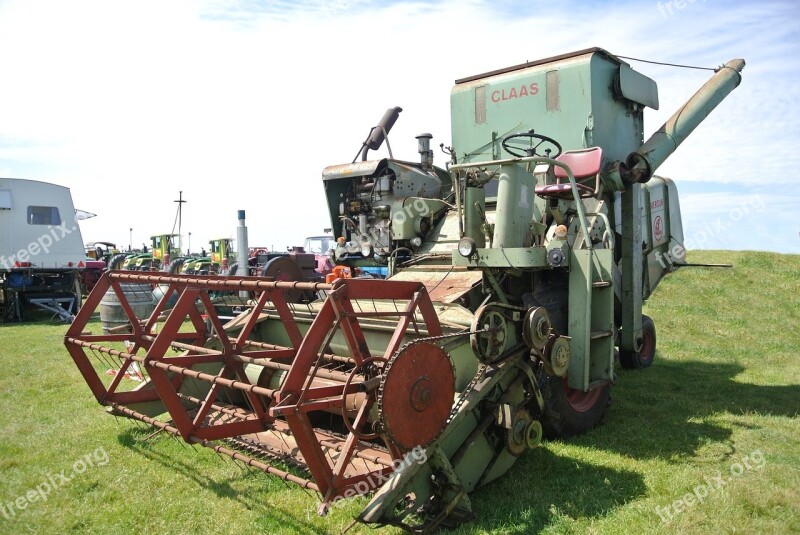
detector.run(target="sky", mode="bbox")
[0,0,798,255]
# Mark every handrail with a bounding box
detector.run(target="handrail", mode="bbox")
[449,156,592,249]
[585,211,615,250]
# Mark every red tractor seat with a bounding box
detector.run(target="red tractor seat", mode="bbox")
[535,147,603,199]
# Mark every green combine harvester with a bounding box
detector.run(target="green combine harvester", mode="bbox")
[66,48,744,531]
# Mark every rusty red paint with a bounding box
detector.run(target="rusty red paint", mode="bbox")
[65,270,443,503]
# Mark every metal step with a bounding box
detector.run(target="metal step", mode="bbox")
[590,330,614,340]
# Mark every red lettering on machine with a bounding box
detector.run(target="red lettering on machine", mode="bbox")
[491,83,539,103]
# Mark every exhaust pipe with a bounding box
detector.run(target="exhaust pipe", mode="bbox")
[236,210,250,298]
[360,106,402,161]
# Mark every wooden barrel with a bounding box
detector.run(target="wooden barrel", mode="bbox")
[99,283,156,334]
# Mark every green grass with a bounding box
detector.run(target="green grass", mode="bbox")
[1,250,798,534]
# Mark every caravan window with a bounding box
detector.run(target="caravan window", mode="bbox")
[27,206,61,225]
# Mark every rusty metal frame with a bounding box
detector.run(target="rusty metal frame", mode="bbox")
[65,271,442,506]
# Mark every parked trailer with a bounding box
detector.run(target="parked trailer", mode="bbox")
[1,178,88,322]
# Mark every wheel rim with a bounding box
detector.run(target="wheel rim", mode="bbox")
[640,330,655,366]
[563,379,603,412]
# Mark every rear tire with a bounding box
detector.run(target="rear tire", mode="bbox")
[619,315,656,369]
[541,376,611,438]
[532,278,611,438]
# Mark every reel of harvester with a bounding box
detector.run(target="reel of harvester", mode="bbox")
[64,270,480,519]
[65,269,555,531]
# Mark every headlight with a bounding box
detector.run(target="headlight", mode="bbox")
[410,236,422,248]
[360,243,374,257]
[457,237,477,258]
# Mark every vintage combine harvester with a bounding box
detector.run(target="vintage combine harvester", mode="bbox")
[65,48,744,531]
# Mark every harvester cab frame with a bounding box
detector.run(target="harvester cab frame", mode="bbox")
[65,47,745,531]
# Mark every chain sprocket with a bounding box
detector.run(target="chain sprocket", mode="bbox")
[378,341,455,450]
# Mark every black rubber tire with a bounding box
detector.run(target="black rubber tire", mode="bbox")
[619,315,657,369]
[166,258,185,275]
[107,254,128,271]
[541,376,611,438]
[532,278,611,438]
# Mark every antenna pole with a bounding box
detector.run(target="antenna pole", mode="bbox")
[174,191,187,250]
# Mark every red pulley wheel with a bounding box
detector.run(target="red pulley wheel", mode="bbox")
[378,341,455,451]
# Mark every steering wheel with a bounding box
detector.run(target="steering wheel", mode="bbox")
[501,129,562,159]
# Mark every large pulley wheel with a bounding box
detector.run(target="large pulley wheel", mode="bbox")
[523,307,551,353]
[261,256,304,303]
[470,305,511,364]
[378,342,455,451]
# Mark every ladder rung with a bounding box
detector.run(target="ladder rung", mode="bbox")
[590,330,614,340]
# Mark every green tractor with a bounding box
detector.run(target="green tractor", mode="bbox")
[121,251,151,271]
[123,234,182,271]
[183,238,236,275]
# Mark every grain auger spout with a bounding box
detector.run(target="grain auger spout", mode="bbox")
[621,58,745,184]
[66,47,745,533]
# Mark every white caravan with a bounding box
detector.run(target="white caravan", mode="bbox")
[0,178,89,321]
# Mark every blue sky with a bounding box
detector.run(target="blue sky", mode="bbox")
[0,0,798,254]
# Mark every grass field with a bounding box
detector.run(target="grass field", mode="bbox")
[1,250,798,534]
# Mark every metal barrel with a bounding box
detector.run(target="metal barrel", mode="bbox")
[99,283,156,333]
[626,58,745,182]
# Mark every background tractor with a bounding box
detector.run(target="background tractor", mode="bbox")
[122,233,183,271]
[66,48,745,531]
[182,238,236,275]
[80,241,120,295]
